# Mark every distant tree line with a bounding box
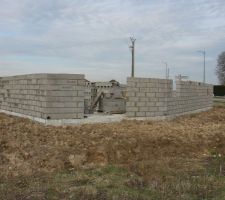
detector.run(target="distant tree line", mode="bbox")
[216,51,225,85]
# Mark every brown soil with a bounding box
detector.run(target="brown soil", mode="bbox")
[1,107,225,179]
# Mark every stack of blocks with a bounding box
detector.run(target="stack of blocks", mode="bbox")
[0,74,85,120]
[126,77,213,118]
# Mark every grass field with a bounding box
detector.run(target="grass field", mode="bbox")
[214,96,225,107]
[1,105,225,199]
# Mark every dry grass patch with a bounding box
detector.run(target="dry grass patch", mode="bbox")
[1,107,225,199]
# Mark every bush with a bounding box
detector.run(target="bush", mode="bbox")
[214,85,225,96]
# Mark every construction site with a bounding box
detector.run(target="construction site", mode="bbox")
[0,71,221,200]
[1,0,225,199]
[0,73,213,125]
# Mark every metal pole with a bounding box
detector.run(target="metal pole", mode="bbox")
[163,62,168,79]
[132,41,135,77]
[203,50,205,83]
[130,37,136,77]
[197,50,206,83]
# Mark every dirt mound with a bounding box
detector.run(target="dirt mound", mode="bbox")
[1,107,225,178]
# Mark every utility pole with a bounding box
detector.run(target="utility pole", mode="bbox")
[162,61,169,79]
[197,50,206,83]
[129,37,136,77]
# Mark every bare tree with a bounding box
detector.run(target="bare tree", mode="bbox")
[216,51,225,85]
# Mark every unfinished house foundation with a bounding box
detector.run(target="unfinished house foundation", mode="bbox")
[0,74,85,122]
[0,74,214,125]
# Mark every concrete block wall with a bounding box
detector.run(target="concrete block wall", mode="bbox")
[167,80,213,115]
[126,77,213,118]
[0,74,85,120]
[126,77,172,117]
[84,81,92,114]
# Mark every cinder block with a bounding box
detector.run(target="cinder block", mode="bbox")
[139,78,150,83]
[136,93,146,97]
[147,82,156,88]
[46,74,84,80]
[127,77,140,83]
[156,93,166,98]
[126,107,138,112]
[136,83,147,88]
[148,88,158,93]
[78,102,84,108]
[148,107,158,112]
[146,102,155,107]
[126,112,136,117]
[78,90,84,97]
[159,111,168,116]
[46,90,78,97]
[127,92,135,97]
[156,102,166,107]
[136,102,146,107]
[139,88,149,92]
[158,106,167,112]
[128,97,139,102]
[126,102,135,107]
[127,87,139,92]
[146,93,155,98]
[139,97,148,102]
[136,112,146,117]
[127,82,136,87]
[139,107,148,112]
[78,80,85,86]
[146,112,155,117]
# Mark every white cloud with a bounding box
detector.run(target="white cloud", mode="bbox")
[0,0,225,84]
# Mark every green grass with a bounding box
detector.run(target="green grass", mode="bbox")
[213,97,225,107]
[0,166,155,200]
[1,162,225,200]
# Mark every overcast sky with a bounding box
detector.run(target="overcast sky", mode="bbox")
[0,0,225,84]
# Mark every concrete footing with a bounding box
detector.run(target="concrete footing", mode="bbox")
[0,107,212,126]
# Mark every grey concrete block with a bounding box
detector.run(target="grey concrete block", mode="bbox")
[146,102,156,106]
[139,97,148,102]
[136,83,147,88]
[126,102,135,107]
[128,97,139,102]
[146,93,155,97]
[46,74,84,80]
[127,107,139,112]
[46,90,78,97]
[136,102,146,107]
[136,93,146,97]
[145,112,155,117]
[136,112,146,117]
[126,112,136,117]
[127,92,135,97]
